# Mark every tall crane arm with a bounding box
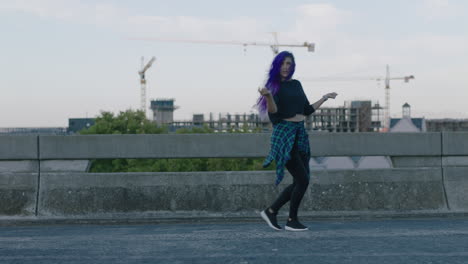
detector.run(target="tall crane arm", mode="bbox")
[139,56,156,76]
[128,37,315,53]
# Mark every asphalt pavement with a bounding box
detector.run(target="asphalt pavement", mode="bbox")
[1,218,468,263]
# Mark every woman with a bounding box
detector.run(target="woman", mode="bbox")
[256,51,337,231]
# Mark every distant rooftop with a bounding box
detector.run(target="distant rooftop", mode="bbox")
[0,127,68,135]
[390,118,424,130]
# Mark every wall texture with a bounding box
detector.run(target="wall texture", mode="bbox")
[1,132,467,220]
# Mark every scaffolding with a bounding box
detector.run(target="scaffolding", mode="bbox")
[305,101,383,132]
[168,100,384,133]
[426,119,468,132]
[171,112,270,132]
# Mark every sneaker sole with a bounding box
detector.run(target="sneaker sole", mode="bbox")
[260,211,282,231]
[285,226,309,231]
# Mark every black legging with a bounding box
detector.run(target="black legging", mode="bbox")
[269,135,310,220]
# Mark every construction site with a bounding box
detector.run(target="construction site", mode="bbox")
[134,33,412,133]
[150,99,384,133]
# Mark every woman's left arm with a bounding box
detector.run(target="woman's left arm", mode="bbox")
[312,92,338,110]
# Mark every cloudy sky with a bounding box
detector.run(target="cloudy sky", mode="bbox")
[1,0,467,127]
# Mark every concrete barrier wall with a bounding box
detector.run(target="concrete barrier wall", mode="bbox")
[1,133,468,219]
[39,134,271,159]
[310,132,441,156]
[0,172,37,215]
[38,133,442,159]
[440,133,468,212]
[0,136,37,160]
[391,157,442,168]
[0,135,38,216]
[442,132,468,156]
[36,169,447,217]
[0,133,447,161]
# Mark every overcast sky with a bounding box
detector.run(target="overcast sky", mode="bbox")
[1,0,467,127]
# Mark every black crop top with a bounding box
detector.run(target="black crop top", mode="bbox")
[268,79,315,124]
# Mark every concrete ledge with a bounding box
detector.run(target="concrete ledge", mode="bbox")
[37,169,447,217]
[392,156,441,168]
[310,132,441,156]
[0,173,38,216]
[442,156,468,167]
[39,134,271,159]
[0,161,38,173]
[37,133,445,160]
[0,135,37,160]
[40,160,90,172]
[442,132,468,156]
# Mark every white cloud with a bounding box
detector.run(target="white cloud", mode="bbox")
[125,15,265,41]
[421,0,461,20]
[0,0,266,41]
[286,2,467,76]
[287,4,351,43]
[296,3,346,29]
[0,0,94,21]
[2,1,467,124]
[399,33,468,57]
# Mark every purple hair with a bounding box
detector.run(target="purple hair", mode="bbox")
[256,51,296,118]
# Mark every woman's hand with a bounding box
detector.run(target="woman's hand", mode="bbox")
[323,92,338,100]
[258,87,272,97]
[259,87,277,113]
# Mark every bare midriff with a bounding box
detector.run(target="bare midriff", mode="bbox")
[283,114,306,122]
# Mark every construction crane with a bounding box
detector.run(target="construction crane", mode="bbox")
[138,56,156,115]
[301,65,414,130]
[128,32,315,55]
[379,65,414,130]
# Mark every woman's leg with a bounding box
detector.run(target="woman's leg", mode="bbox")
[285,146,310,220]
[269,181,296,213]
[269,142,309,216]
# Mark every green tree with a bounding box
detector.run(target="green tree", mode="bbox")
[79,109,167,172]
[80,109,167,135]
[81,110,272,172]
[175,125,214,134]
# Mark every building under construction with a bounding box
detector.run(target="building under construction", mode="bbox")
[306,101,384,132]
[166,100,384,133]
[150,99,179,125]
[426,119,468,132]
[172,112,268,132]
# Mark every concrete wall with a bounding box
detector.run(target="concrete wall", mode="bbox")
[37,133,442,159]
[0,136,37,160]
[0,172,37,216]
[441,132,468,212]
[1,133,468,219]
[309,132,441,156]
[36,169,446,217]
[39,134,270,159]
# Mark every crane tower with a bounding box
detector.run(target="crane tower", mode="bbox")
[138,56,156,115]
[377,65,414,130]
[301,65,414,130]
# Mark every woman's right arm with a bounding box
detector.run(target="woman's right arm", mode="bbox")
[258,87,278,113]
[312,92,338,110]
[265,94,278,113]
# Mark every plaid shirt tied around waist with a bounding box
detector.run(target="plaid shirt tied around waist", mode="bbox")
[262,120,311,186]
